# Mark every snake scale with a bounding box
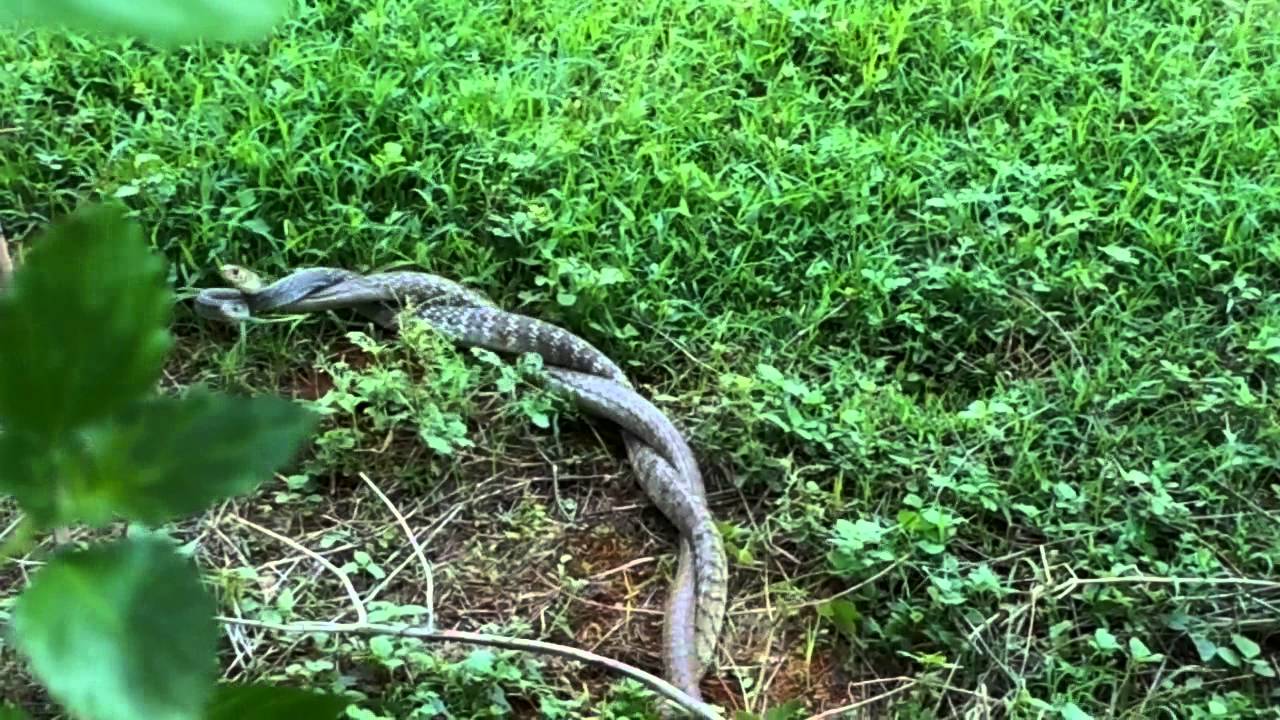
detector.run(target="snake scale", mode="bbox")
[194,265,728,709]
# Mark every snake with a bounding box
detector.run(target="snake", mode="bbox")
[194,264,728,709]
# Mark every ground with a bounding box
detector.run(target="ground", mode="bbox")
[2,0,1280,718]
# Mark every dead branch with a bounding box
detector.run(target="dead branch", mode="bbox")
[217,616,724,719]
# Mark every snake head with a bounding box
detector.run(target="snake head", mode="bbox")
[193,288,252,324]
[220,264,268,294]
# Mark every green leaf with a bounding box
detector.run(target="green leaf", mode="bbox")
[816,598,859,639]
[241,218,272,238]
[756,363,785,384]
[917,540,947,554]
[1100,244,1138,265]
[0,0,290,45]
[462,648,497,674]
[1092,628,1120,652]
[1,388,316,528]
[1192,636,1218,663]
[832,518,885,549]
[0,203,171,437]
[761,699,806,720]
[369,636,395,658]
[1231,634,1261,660]
[1014,205,1041,224]
[0,705,32,720]
[204,683,349,720]
[1060,702,1094,720]
[1127,637,1162,662]
[88,388,316,524]
[11,537,218,720]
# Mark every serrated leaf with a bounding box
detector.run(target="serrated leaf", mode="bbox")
[204,683,349,720]
[241,218,272,238]
[11,537,218,720]
[1,388,316,528]
[833,518,885,547]
[0,203,171,437]
[0,0,291,45]
[1231,634,1261,659]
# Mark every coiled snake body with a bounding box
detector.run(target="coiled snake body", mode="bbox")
[195,265,727,707]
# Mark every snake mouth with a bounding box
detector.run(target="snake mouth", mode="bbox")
[192,288,252,323]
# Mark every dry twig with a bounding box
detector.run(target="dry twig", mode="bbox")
[358,471,437,629]
[230,514,369,624]
[217,616,724,720]
[805,677,917,719]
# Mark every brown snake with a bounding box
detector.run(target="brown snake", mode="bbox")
[194,265,728,709]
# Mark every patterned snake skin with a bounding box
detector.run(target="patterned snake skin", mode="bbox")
[195,265,728,705]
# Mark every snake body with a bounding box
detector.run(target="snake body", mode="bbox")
[195,266,727,705]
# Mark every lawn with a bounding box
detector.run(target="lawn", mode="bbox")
[2,0,1279,717]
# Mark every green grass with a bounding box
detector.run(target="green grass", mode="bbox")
[3,0,1280,717]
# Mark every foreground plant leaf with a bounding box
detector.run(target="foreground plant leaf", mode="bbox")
[204,683,350,719]
[0,0,290,45]
[0,203,171,438]
[11,537,218,720]
[81,388,319,524]
[0,705,32,719]
[0,388,317,527]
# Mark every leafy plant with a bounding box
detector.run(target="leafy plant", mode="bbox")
[0,2,352,718]
[0,204,341,718]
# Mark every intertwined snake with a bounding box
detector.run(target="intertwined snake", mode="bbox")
[194,265,728,708]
